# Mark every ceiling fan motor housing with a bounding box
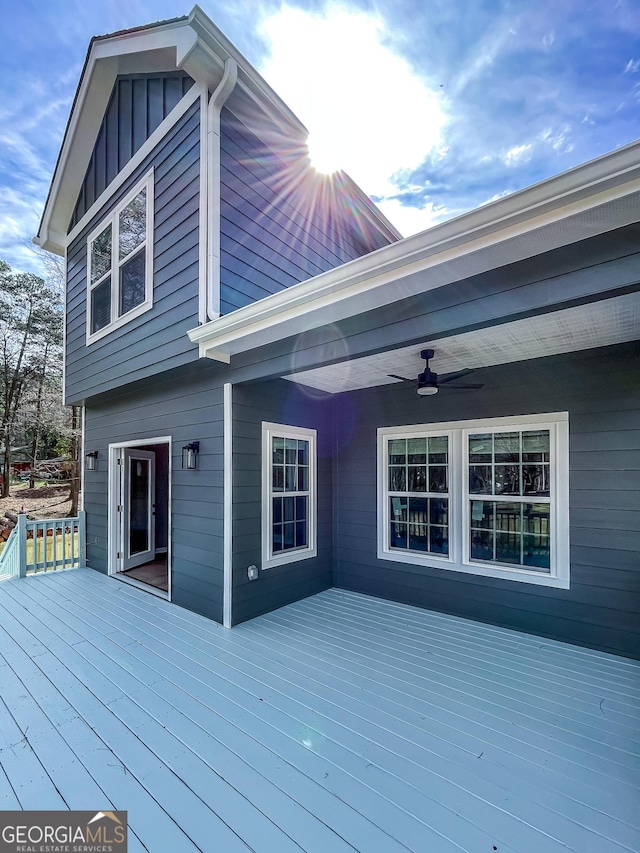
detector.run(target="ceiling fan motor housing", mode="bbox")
[417,348,439,394]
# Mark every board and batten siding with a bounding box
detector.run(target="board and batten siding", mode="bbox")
[231,380,335,624]
[83,362,226,623]
[65,99,201,404]
[333,343,640,659]
[70,73,195,229]
[219,104,392,315]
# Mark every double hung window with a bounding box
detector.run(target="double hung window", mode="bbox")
[379,413,569,587]
[86,171,153,342]
[262,423,317,569]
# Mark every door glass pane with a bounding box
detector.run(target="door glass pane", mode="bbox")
[119,188,146,259]
[91,224,112,283]
[129,458,149,556]
[119,249,146,316]
[91,278,111,333]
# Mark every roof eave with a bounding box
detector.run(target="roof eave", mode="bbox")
[188,138,640,360]
[34,5,311,255]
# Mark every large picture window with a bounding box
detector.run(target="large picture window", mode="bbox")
[378,413,569,588]
[86,171,154,343]
[262,423,317,569]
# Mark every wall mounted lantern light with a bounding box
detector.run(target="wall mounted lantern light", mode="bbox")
[182,441,200,470]
[85,450,98,471]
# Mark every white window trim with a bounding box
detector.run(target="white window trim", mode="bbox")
[85,169,154,345]
[262,422,317,570]
[377,412,570,589]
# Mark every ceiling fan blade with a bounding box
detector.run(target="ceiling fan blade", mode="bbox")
[387,374,413,382]
[439,382,484,390]
[438,368,477,384]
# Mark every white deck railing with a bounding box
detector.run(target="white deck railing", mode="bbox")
[0,511,86,578]
[0,523,22,580]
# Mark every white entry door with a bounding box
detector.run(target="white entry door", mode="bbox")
[122,448,156,570]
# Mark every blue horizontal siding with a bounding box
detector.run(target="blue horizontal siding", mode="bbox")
[83,364,225,623]
[219,102,394,315]
[333,343,640,659]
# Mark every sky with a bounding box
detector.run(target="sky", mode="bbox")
[1,0,639,275]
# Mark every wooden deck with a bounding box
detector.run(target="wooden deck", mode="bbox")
[0,569,638,853]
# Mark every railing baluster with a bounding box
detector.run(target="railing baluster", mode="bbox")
[2,513,85,579]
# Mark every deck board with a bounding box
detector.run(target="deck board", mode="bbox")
[0,568,638,853]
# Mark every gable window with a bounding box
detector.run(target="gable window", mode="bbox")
[86,171,154,343]
[262,423,317,569]
[378,413,569,588]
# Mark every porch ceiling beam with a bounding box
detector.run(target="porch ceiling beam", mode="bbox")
[220,254,640,385]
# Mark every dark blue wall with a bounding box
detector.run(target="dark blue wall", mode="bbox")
[231,380,335,624]
[83,361,227,623]
[219,103,395,315]
[333,343,640,659]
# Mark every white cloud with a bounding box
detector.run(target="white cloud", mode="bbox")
[452,23,515,94]
[481,189,512,206]
[0,186,44,274]
[502,143,533,167]
[624,58,640,74]
[376,197,450,238]
[539,125,574,153]
[258,4,447,196]
[542,31,554,47]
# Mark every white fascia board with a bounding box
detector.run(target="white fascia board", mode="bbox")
[188,142,640,360]
[187,5,307,139]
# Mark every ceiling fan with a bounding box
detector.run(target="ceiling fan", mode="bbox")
[388,348,484,396]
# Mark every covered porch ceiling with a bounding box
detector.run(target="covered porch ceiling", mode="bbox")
[284,291,640,393]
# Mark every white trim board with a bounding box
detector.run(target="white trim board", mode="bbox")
[107,435,172,602]
[223,383,233,628]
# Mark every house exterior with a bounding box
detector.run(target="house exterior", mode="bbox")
[36,7,639,659]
